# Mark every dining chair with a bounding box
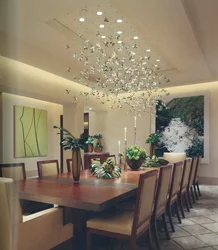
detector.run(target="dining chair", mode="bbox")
[90,158,101,165]
[151,164,173,250]
[167,161,183,232]
[187,157,198,207]
[66,157,84,172]
[86,170,159,250]
[163,152,186,163]
[193,155,202,200]
[104,154,117,164]
[0,162,26,180]
[0,177,73,250]
[37,159,59,177]
[178,158,192,218]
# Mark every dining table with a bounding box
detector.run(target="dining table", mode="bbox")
[16,168,153,249]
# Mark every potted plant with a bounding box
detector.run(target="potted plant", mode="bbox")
[85,136,96,153]
[94,142,103,153]
[94,134,103,144]
[145,133,162,156]
[126,145,146,170]
[53,125,86,183]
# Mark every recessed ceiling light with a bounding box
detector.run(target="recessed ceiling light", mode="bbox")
[154,64,158,67]
[118,41,122,44]
[133,36,139,40]
[79,17,85,22]
[156,59,160,62]
[146,49,151,52]
[143,62,147,65]
[89,108,92,110]
[117,19,122,23]
[101,35,106,38]
[117,31,122,34]
[97,11,103,15]
[144,56,148,59]
[99,24,104,28]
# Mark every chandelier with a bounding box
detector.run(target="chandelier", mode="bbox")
[66,7,170,115]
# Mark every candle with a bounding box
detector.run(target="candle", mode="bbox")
[118,140,121,153]
[124,127,127,141]
[134,116,137,127]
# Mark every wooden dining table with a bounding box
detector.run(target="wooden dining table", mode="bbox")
[16,168,153,249]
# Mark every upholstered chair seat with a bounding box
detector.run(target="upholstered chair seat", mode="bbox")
[0,177,73,250]
[163,152,186,163]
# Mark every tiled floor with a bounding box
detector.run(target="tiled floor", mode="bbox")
[94,185,218,250]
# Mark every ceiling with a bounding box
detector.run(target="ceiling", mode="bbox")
[0,0,218,107]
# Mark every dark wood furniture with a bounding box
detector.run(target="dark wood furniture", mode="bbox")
[0,162,26,180]
[187,157,198,207]
[86,170,158,250]
[37,159,59,178]
[84,152,110,169]
[193,156,202,199]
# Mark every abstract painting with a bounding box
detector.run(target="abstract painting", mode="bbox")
[154,93,209,163]
[14,106,48,157]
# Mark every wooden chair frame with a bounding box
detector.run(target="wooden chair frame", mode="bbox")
[37,160,59,178]
[193,156,202,200]
[187,157,198,207]
[167,161,183,232]
[151,164,173,250]
[0,162,26,179]
[87,170,159,250]
[178,159,192,218]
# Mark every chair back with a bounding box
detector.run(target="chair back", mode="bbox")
[180,158,192,192]
[0,163,26,180]
[163,152,186,163]
[37,160,59,177]
[188,157,198,188]
[0,178,22,250]
[153,165,173,217]
[132,170,158,236]
[104,155,116,164]
[194,156,202,184]
[90,158,101,165]
[66,157,84,172]
[169,162,183,202]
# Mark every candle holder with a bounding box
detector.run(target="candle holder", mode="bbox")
[134,126,137,145]
[124,139,127,171]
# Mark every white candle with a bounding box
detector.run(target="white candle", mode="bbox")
[134,116,137,127]
[124,127,127,141]
[118,140,121,153]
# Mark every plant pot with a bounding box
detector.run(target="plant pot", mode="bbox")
[72,148,81,184]
[87,144,93,153]
[94,148,102,153]
[127,159,144,171]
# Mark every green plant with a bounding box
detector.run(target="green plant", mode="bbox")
[85,136,96,145]
[185,136,204,157]
[126,145,146,161]
[91,158,121,179]
[142,155,169,168]
[145,133,162,145]
[95,142,103,150]
[53,125,86,151]
[94,134,103,139]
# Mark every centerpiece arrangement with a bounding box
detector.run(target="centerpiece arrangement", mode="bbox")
[53,125,86,183]
[91,158,121,179]
[142,155,169,168]
[126,145,146,170]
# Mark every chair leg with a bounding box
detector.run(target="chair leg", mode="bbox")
[184,191,190,212]
[86,231,92,250]
[193,184,199,200]
[162,213,170,240]
[167,203,175,232]
[178,193,185,218]
[187,189,193,208]
[151,216,160,250]
[175,200,181,224]
[148,226,156,250]
[191,186,196,203]
[130,238,137,250]
[196,182,201,196]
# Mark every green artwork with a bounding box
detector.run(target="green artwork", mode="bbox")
[14,106,48,157]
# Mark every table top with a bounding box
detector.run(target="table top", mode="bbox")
[16,169,152,212]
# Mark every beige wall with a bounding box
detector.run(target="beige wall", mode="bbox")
[1,93,63,177]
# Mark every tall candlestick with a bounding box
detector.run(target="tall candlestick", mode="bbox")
[124,138,127,171]
[134,116,137,127]
[118,140,121,154]
[124,127,127,141]
[134,117,137,145]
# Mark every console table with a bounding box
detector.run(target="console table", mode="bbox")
[84,152,110,169]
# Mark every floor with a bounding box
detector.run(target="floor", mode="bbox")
[94,185,218,250]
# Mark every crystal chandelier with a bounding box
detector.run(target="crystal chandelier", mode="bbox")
[66,7,170,115]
